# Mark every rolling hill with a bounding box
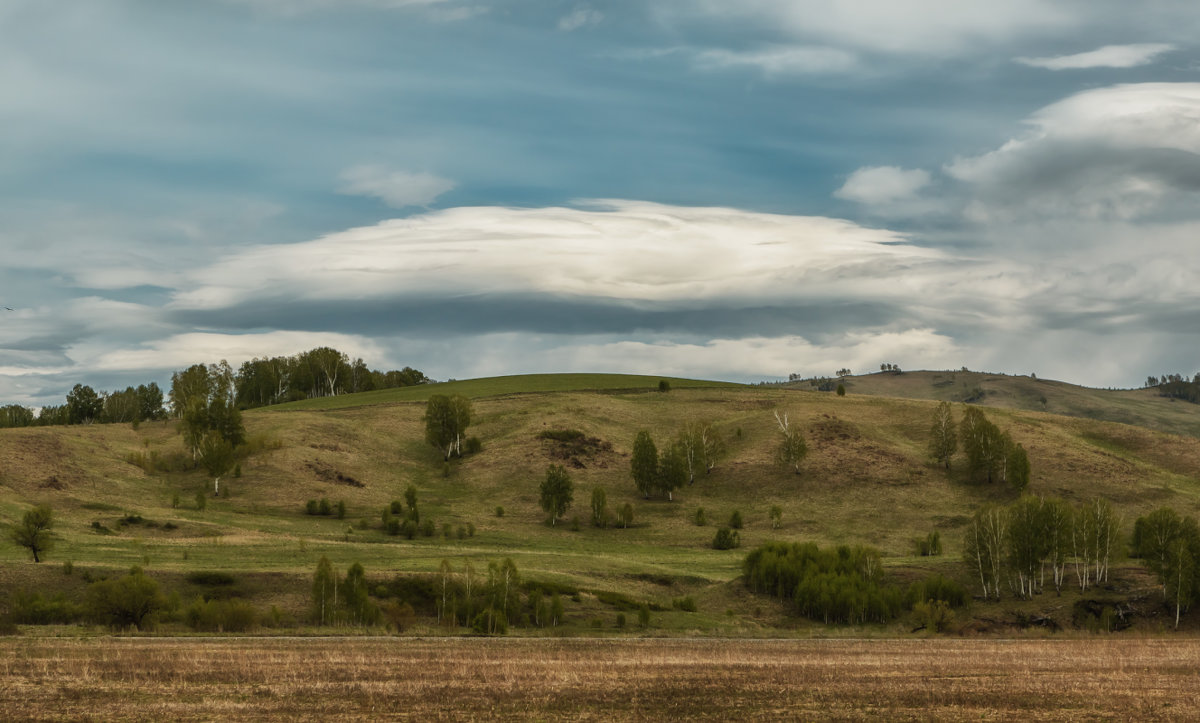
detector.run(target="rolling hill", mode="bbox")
[2,371,1199,634]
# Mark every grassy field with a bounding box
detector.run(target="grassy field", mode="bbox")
[2,374,1200,633]
[3,637,1198,720]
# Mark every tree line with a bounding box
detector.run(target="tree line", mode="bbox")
[0,346,427,429]
[928,401,1030,488]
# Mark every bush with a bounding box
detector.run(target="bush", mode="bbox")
[658,380,671,392]
[694,508,706,526]
[905,574,967,609]
[672,596,697,612]
[336,500,346,520]
[464,436,483,454]
[84,567,166,630]
[421,520,436,537]
[912,599,955,633]
[317,498,332,516]
[195,492,206,511]
[495,506,505,518]
[386,518,402,536]
[616,612,626,628]
[728,510,743,529]
[10,590,83,625]
[381,600,417,632]
[467,522,476,537]
[637,604,650,628]
[712,527,740,550]
[471,608,508,635]
[400,519,418,539]
[305,499,319,515]
[913,530,943,556]
[456,525,466,540]
[185,597,259,632]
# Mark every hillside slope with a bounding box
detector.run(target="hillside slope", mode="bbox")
[3,376,1200,632]
[810,370,1200,438]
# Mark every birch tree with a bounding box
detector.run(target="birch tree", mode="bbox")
[774,411,807,475]
[927,401,957,469]
[424,394,472,461]
[963,504,1007,599]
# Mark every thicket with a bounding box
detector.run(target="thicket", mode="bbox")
[743,542,966,625]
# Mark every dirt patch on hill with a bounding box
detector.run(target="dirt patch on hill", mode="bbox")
[538,429,615,469]
[305,460,364,487]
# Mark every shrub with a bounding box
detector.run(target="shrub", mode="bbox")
[336,500,346,520]
[195,491,206,511]
[658,380,671,392]
[467,522,476,537]
[401,520,418,539]
[672,596,697,612]
[712,527,740,550]
[386,518,402,536]
[306,500,319,515]
[471,608,508,635]
[171,493,181,509]
[10,590,83,625]
[495,506,505,518]
[905,574,968,609]
[456,525,466,540]
[381,600,417,632]
[694,508,706,526]
[317,498,332,516]
[912,600,955,633]
[913,530,943,556]
[728,510,743,529]
[637,604,650,628]
[62,560,74,576]
[616,612,626,628]
[421,520,435,537]
[442,523,453,539]
[84,567,166,630]
[464,436,483,454]
[185,597,259,632]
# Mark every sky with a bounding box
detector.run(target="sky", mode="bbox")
[3,0,1200,405]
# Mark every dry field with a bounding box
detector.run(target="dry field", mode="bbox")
[2,637,1199,720]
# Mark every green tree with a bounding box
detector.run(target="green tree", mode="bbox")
[340,562,377,626]
[11,505,54,562]
[84,566,165,630]
[540,464,574,525]
[656,442,688,501]
[631,431,658,498]
[0,404,34,428]
[617,503,634,529]
[960,406,1003,483]
[1134,507,1184,589]
[927,401,957,470]
[424,394,472,460]
[66,384,102,425]
[1043,497,1073,594]
[774,411,807,475]
[312,556,337,625]
[769,505,782,529]
[1006,496,1049,598]
[1005,441,1031,491]
[591,487,608,527]
[198,431,236,497]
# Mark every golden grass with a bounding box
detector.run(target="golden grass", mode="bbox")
[2,637,1198,720]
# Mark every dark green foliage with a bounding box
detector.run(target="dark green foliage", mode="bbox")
[712,527,740,550]
[540,464,574,525]
[306,499,319,515]
[11,505,54,563]
[9,590,83,624]
[390,500,404,515]
[185,571,236,586]
[743,542,905,625]
[386,518,402,536]
[617,503,633,529]
[928,400,957,470]
[914,530,943,556]
[424,394,472,460]
[728,510,743,529]
[616,612,626,628]
[420,519,435,537]
[836,383,845,397]
[185,597,259,632]
[318,498,332,516]
[591,487,608,528]
[637,603,650,628]
[400,520,418,539]
[464,436,483,455]
[694,507,706,526]
[84,567,167,630]
[471,608,508,635]
[336,500,346,519]
[672,596,697,612]
[658,379,671,392]
[1133,507,1200,628]
[904,574,968,608]
[495,506,505,518]
[631,431,658,498]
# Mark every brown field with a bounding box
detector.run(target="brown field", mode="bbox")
[3,637,1199,720]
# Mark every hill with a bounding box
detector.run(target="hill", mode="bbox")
[2,372,1200,634]
[807,369,1200,438]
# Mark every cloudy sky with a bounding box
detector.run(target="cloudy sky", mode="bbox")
[3,0,1200,404]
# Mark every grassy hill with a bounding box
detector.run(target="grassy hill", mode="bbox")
[3,372,1200,634]
[808,369,1200,438]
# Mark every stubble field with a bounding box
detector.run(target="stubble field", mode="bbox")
[3,637,1199,720]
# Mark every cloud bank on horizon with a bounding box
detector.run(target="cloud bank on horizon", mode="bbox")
[1,0,1198,405]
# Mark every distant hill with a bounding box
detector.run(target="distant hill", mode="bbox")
[795,370,1200,439]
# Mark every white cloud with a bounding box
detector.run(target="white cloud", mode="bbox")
[558,6,602,32]
[834,166,932,205]
[693,46,857,75]
[337,165,455,208]
[82,331,385,373]
[1016,43,1174,70]
[170,200,943,310]
[946,83,1200,220]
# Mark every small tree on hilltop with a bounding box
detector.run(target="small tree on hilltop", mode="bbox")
[540,464,574,526]
[11,505,54,563]
[198,431,235,496]
[591,487,609,528]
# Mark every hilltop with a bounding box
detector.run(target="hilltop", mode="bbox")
[2,371,1200,634]
[799,369,1200,438]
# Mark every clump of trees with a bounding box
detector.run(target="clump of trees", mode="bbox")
[743,542,966,625]
[1145,373,1200,404]
[930,404,1029,489]
[424,394,473,461]
[0,383,165,429]
[963,496,1119,600]
[310,557,380,627]
[1132,507,1200,628]
[630,431,686,501]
